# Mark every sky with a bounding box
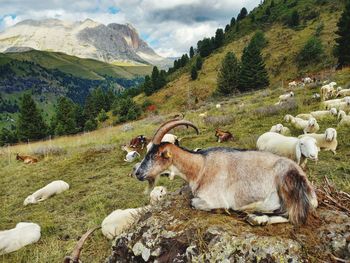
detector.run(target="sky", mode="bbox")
[0,0,261,57]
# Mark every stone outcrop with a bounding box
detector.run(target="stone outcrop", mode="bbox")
[107,187,350,263]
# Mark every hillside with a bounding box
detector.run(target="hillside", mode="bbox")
[0,18,172,68]
[0,50,152,81]
[0,50,152,128]
[136,0,344,113]
[0,78,349,262]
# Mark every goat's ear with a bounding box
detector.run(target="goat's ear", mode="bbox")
[295,141,302,165]
[161,150,172,159]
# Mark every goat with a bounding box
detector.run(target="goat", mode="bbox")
[16,153,38,164]
[215,128,234,142]
[133,119,318,226]
[129,135,149,150]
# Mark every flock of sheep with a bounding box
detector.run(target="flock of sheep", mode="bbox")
[257,79,349,170]
[2,77,349,259]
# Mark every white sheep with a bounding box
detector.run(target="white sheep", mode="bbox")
[296,108,338,120]
[257,132,319,168]
[295,113,312,120]
[270,123,290,135]
[288,81,297,88]
[121,145,141,163]
[299,128,337,154]
[199,112,208,118]
[323,97,346,108]
[146,133,178,152]
[325,97,350,111]
[101,186,167,239]
[335,87,350,98]
[311,93,321,99]
[285,115,320,134]
[149,186,167,205]
[338,110,350,127]
[320,84,336,101]
[0,222,41,255]
[302,77,313,84]
[277,91,294,104]
[23,180,69,206]
[215,103,221,109]
[311,108,338,119]
[124,151,140,162]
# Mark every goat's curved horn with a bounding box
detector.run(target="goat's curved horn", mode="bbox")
[152,119,199,145]
[63,226,100,263]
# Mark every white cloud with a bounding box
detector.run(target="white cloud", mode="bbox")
[0,0,260,57]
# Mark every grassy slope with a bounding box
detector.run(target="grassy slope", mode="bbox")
[0,50,152,80]
[135,5,341,113]
[1,69,350,261]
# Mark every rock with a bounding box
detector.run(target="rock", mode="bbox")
[106,187,350,262]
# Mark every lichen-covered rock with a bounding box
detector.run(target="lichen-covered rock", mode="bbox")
[106,187,350,263]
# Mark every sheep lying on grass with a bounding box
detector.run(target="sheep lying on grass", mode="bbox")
[257,132,319,168]
[296,108,337,120]
[0,222,41,255]
[23,180,69,206]
[121,145,141,163]
[270,123,290,135]
[284,115,319,134]
[299,128,337,154]
[101,186,167,239]
[323,97,350,110]
[336,88,350,97]
[338,110,350,127]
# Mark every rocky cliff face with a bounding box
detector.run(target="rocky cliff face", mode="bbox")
[106,187,350,263]
[0,19,171,68]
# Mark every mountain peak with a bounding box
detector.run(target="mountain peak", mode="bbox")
[0,18,171,68]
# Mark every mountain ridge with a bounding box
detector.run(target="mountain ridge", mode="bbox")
[0,18,172,68]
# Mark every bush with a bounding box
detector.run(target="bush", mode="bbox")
[285,10,300,28]
[84,119,98,132]
[97,109,109,122]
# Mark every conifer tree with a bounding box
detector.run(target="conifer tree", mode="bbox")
[143,75,153,96]
[191,66,198,80]
[17,94,47,141]
[217,52,240,95]
[196,56,203,70]
[230,17,236,27]
[189,46,195,58]
[214,28,224,48]
[239,41,269,91]
[237,7,248,21]
[53,97,77,136]
[335,0,350,67]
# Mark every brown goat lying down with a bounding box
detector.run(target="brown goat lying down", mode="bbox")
[16,153,38,164]
[133,119,318,226]
[215,128,234,142]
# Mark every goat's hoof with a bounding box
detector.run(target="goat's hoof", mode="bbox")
[246,214,269,226]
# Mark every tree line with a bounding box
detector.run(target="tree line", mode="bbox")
[0,87,142,146]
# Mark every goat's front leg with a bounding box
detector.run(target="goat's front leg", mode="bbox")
[191,197,211,211]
